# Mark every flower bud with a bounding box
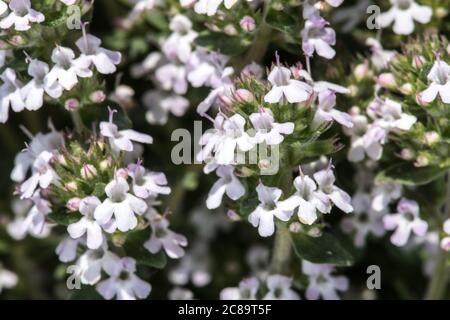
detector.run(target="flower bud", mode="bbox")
[223,24,237,35]
[64,98,80,111]
[353,61,370,81]
[399,83,413,95]
[436,7,448,19]
[377,73,396,88]
[57,154,67,166]
[424,131,439,145]
[414,154,430,167]
[10,35,24,46]
[240,16,256,32]
[399,148,414,160]
[289,222,302,233]
[100,158,113,171]
[441,237,450,251]
[116,168,129,179]
[81,164,98,179]
[90,90,106,103]
[66,197,81,212]
[349,106,361,116]
[65,181,78,192]
[416,93,429,107]
[234,89,254,103]
[412,55,426,69]
[226,209,240,221]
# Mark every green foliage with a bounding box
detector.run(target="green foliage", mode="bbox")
[291,231,354,267]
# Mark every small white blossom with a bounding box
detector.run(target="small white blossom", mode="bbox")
[194,0,238,16]
[128,163,171,199]
[206,165,245,209]
[145,212,188,259]
[20,151,58,199]
[220,277,260,300]
[419,59,450,104]
[46,46,92,91]
[303,261,349,300]
[94,176,148,232]
[0,0,45,31]
[248,182,299,237]
[264,63,312,104]
[383,199,428,247]
[68,196,115,250]
[263,275,300,300]
[0,265,18,294]
[249,107,294,145]
[96,257,151,300]
[100,108,153,154]
[0,68,24,123]
[377,0,432,35]
[76,32,122,74]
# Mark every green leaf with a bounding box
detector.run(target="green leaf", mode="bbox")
[266,9,298,34]
[288,139,338,166]
[195,32,248,56]
[123,229,167,269]
[376,163,447,186]
[48,211,81,226]
[144,9,169,31]
[291,232,354,267]
[92,183,106,198]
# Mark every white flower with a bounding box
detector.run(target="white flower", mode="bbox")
[100,108,153,154]
[0,0,45,31]
[248,182,299,237]
[263,275,300,300]
[155,63,188,95]
[11,127,63,183]
[145,213,188,259]
[313,89,353,128]
[198,114,254,165]
[143,91,189,125]
[46,46,92,91]
[288,174,324,225]
[0,1,7,15]
[313,166,353,214]
[68,196,115,250]
[55,237,81,263]
[7,193,52,240]
[94,177,148,232]
[371,98,417,131]
[163,15,197,63]
[96,257,152,300]
[128,163,171,199]
[419,59,450,104]
[76,32,121,74]
[206,165,245,209]
[341,192,386,247]
[301,15,336,59]
[264,64,312,104]
[19,151,58,199]
[194,0,238,16]
[169,288,194,300]
[75,246,122,285]
[366,38,396,70]
[22,59,63,111]
[0,265,18,294]
[383,198,428,246]
[220,277,260,300]
[377,0,432,35]
[249,108,294,145]
[303,261,349,300]
[0,68,24,123]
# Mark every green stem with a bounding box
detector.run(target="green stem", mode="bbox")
[233,1,272,73]
[70,110,85,135]
[270,169,293,275]
[425,171,450,299]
